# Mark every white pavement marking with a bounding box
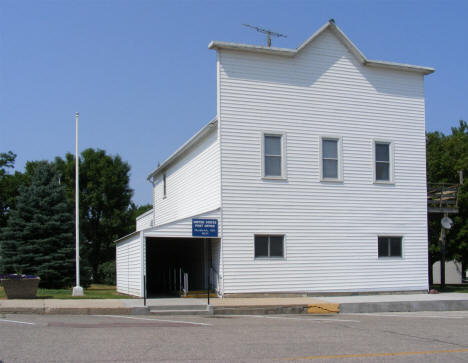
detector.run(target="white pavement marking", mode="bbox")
[0,318,35,325]
[226,315,360,323]
[92,315,211,326]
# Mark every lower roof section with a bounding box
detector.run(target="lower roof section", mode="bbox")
[143,208,221,239]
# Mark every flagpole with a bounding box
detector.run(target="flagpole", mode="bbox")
[72,112,84,296]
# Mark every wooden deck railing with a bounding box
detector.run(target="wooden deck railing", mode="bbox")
[427,183,459,213]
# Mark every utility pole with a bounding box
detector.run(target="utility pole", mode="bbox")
[72,112,84,296]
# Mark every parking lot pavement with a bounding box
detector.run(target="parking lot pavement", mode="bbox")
[0,312,467,362]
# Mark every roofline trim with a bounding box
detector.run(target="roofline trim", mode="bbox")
[146,117,218,181]
[114,231,140,244]
[208,20,434,75]
[136,208,154,220]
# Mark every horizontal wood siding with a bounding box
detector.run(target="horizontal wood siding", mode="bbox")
[116,233,143,297]
[144,209,221,239]
[136,209,154,231]
[211,238,221,293]
[153,126,220,227]
[219,29,428,293]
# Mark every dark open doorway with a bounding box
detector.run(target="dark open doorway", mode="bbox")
[145,237,209,297]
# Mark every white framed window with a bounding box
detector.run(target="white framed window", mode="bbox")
[262,132,286,179]
[254,235,284,258]
[378,236,403,258]
[374,140,394,183]
[163,174,167,198]
[320,136,343,181]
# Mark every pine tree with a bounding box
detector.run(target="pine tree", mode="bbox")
[0,162,75,288]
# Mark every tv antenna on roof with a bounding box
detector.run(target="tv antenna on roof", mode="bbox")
[242,24,287,47]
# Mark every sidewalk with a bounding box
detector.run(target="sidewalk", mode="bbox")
[322,292,468,313]
[0,293,467,315]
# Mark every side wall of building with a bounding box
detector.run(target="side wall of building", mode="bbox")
[136,209,154,231]
[152,125,220,227]
[218,29,428,293]
[116,233,143,297]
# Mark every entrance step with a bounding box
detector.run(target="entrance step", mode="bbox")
[149,305,212,316]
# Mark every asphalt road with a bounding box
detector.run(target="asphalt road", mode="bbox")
[0,311,467,362]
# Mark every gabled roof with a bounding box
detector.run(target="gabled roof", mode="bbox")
[208,20,434,75]
[147,117,218,181]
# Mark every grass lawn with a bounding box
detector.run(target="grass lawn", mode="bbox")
[430,284,468,293]
[0,283,136,299]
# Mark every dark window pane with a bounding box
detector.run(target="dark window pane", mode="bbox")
[376,143,389,162]
[255,236,269,257]
[265,136,281,155]
[323,139,338,159]
[269,236,284,257]
[323,159,338,179]
[376,162,389,181]
[265,155,282,176]
[378,237,389,257]
[390,238,402,257]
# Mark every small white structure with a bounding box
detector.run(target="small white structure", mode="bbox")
[433,260,466,285]
[116,20,434,297]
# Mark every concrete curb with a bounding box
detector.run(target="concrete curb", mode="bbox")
[212,302,340,315]
[0,307,135,315]
[1,299,467,315]
[339,300,468,313]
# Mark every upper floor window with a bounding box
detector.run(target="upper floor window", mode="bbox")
[163,174,167,198]
[263,133,286,178]
[378,236,402,258]
[255,235,284,258]
[320,137,342,181]
[374,141,393,183]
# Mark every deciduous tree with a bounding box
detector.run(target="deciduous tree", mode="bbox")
[426,120,468,272]
[55,149,135,278]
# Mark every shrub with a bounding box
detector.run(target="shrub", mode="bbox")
[97,260,115,285]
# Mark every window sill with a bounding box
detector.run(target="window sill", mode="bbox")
[378,257,404,260]
[320,178,344,183]
[254,257,286,261]
[262,176,287,181]
[374,180,395,185]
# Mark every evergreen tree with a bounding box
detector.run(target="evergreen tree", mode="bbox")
[0,162,76,288]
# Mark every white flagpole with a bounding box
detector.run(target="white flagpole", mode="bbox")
[72,112,84,296]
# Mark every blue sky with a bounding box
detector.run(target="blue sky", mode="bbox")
[1,0,467,205]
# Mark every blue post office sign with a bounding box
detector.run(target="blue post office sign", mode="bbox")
[192,219,218,237]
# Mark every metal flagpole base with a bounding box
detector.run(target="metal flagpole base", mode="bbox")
[72,286,84,296]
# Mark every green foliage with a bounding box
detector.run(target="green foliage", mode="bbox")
[0,284,131,299]
[54,148,135,279]
[0,152,28,228]
[97,260,116,285]
[0,162,77,288]
[426,120,468,267]
[130,203,153,221]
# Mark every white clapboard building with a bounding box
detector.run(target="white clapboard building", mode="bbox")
[116,20,434,297]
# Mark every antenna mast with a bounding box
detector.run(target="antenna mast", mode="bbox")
[242,24,287,47]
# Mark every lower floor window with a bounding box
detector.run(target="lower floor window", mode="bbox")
[378,236,402,257]
[255,235,284,258]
